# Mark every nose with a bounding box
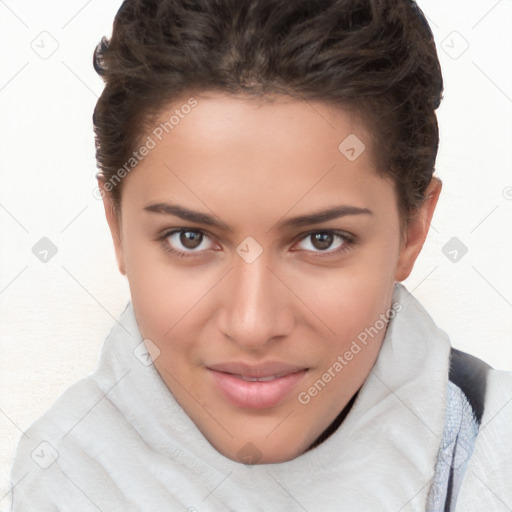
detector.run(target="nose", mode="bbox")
[216,251,295,350]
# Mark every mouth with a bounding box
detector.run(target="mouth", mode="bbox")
[207,362,309,410]
[234,373,295,382]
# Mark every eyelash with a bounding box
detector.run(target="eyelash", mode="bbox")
[158,228,355,260]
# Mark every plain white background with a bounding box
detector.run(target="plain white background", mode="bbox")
[1,0,511,508]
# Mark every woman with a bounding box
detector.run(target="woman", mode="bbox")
[10,0,511,510]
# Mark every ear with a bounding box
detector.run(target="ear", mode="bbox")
[395,177,442,282]
[98,178,127,276]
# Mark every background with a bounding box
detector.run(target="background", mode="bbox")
[1,0,511,508]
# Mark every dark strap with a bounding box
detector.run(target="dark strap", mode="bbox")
[443,348,492,511]
[448,348,491,424]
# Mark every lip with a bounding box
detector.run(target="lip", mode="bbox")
[207,361,309,410]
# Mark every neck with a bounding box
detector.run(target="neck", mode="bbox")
[305,390,359,452]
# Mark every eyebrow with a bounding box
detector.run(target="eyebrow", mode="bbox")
[143,202,373,232]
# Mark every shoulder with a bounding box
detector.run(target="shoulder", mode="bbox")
[430,350,511,511]
[481,366,512,434]
[11,374,101,468]
[454,357,512,510]
[447,348,511,424]
[447,348,511,442]
[9,375,133,510]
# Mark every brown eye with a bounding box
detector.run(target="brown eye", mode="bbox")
[310,232,334,250]
[162,229,216,257]
[293,230,353,257]
[180,230,203,249]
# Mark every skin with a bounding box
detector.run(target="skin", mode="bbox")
[99,91,441,464]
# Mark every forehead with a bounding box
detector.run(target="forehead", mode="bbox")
[121,92,396,228]
[155,91,373,162]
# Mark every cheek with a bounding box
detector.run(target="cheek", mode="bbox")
[126,244,218,346]
[296,257,397,336]
[289,244,398,371]
[123,237,179,338]
[129,273,199,342]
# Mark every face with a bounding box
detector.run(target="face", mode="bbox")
[101,92,440,464]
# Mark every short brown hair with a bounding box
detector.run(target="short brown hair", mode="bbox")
[93,0,443,222]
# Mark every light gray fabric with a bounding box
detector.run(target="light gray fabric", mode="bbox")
[454,368,512,511]
[8,283,512,511]
[427,381,479,511]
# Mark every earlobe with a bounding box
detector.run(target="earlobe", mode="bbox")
[395,177,442,282]
[98,179,127,276]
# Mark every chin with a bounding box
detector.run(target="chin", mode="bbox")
[205,423,310,465]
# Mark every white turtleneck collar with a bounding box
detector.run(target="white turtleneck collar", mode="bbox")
[11,283,455,511]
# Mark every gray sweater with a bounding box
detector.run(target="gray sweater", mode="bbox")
[9,283,512,511]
